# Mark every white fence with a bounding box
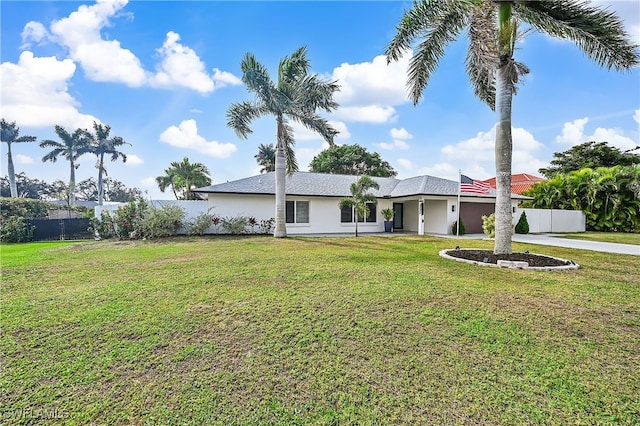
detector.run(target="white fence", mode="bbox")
[513,208,585,233]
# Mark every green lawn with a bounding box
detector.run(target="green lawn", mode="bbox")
[554,231,640,245]
[2,236,639,425]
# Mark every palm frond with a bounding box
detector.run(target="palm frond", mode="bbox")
[279,46,311,85]
[279,119,298,174]
[298,74,340,114]
[226,101,264,139]
[515,0,639,71]
[241,52,278,103]
[465,0,498,109]
[290,113,338,145]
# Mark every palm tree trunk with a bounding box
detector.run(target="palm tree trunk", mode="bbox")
[274,116,287,238]
[7,142,17,197]
[97,154,105,206]
[69,160,76,207]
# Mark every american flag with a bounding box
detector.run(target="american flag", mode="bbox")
[460,174,490,194]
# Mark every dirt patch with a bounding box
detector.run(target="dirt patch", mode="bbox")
[444,249,574,268]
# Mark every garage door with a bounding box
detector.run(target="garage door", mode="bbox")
[460,203,495,233]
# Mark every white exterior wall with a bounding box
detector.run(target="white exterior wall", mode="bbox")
[424,200,448,234]
[513,208,585,233]
[403,200,419,232]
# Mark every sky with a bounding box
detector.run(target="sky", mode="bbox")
[1,0,639,200]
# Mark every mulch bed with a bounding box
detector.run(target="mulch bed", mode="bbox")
[445,249,571,267]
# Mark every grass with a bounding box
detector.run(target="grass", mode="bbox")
[1,236,639,425]
[554,231,640,245]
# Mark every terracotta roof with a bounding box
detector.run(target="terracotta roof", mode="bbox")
[482,173,546,194]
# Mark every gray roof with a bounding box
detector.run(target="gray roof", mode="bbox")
[195,172,531,200]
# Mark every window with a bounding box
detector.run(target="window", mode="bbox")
[286,201,309,224]
[340,203,376,223]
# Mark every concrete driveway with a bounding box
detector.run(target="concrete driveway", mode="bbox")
[511,233,639,256]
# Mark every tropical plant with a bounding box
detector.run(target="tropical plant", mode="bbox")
[227,46,340,237]
[156,157,211,200]
[220,215,249,235]
[255,143,276,173]
[40,125,92,206]
[1,119,37,198]
[381,207,394,221]
[187,212,215,236]
[452,219,466,236]
[87,122,129,205]
[138,203,185,239]
[0,197,52,219]
[514,211,529,234]
[540,141,639,178]
[338,175,380,237]
[309,144,397,177]
[482,214,495,238]
[386,0,639,254]
[0,216,35,243]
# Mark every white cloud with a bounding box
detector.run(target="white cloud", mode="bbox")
[415,163,462,182]
[390,127,413,140]
[149,32,240,94]
[377,140,410,150]
[140,177,156,188]
[20,21,49,48]
[49,0,147,86]
[159,119,237,158]
[124,154,144,165]
[397,158,413,170]
[0,51,98,128]
[555,115,638,150]
[15,154,34,164]
[330,53,410,124]
[297,142,332,171]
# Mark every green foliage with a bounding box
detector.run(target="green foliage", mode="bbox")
[156,157,211,200]
[524,166,640,232]
[220,215,248,235]
[381,207,394,221]
[187,212,214,236]
[90,210,116,239]
[338,176,380,237]
[138,203,185,239]
[0,216,35,243]
[309,144,397,177]
[514,212,529,234]
[482,214,495,238]
[452,219,466,236]
[0,197,53,219]
[259,218,275,234]
[539,141,639,178]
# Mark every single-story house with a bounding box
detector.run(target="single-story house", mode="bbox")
[194,172,530,235]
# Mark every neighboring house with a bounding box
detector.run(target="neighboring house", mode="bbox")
[195,172,529,235]
[483,173,546,195]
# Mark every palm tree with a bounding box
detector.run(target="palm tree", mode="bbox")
[40,125,91,206]
[156,157,211,200]
[1,119,37,198]
[386,0,639,254]
[255,143,276,173]
[227,46,340,237]
[338,175,380,237]
[88,121,129,205]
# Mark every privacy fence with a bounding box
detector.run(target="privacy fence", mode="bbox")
[26,218,93,241]
[513,208,585,233]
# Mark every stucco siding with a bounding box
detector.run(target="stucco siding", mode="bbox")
[424,200,448,234]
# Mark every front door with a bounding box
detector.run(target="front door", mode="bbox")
[393,203,403,230]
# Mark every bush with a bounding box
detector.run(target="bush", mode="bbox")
[221,216,248,235]
[113,199,148,239]
[187,212,214,236]
[482,213,495,238]
[259,218,275,235]
[0,216,35,243]
[0,197,53,220]
[515,212,530,234]
[451,219,465,236]
[139,203,185,239]
[90,210,116,239]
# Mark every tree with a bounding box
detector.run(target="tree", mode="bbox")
[87,122,129,205]
[40,125,92,206]
[1,172,53,199]
[539,141,639,178]
[255,143,276,173]
[75,177,142,202]
[338,175,380,237]
[227,46,340,237]
[1,119,37,198]
[386,0,638,254]
[156,157,211,200]
[309,144,397,177]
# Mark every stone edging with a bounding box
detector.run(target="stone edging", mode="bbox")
[438,249,580,271]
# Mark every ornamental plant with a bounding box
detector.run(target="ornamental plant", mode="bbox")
[482,214,496,238]
[451,219,465,236]
[0,216,35,243]
[515,212,530,234]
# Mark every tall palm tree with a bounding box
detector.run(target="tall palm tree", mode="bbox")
[1,119,37,198]
[338,175,380,237]
[255,143,276,173]
[156,157,211,200]
[386,0,639,254]
[88,121,129,205]
[227,46,340,237]
[40,125,91,206]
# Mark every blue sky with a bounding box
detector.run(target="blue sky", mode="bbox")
[1,0,639,199]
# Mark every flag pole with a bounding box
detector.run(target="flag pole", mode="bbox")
[456,170,461,238]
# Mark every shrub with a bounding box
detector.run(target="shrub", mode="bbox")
[112,199,148,239]
[482,213,495,238]
[187,212,214,236]
[90,210,116,239]
[259,218,275,235]
[0,216,35,243]
[0,197,53,220]
[221,215,248,235]
[451,219,465,236]
[139,203,185,239]
[515,212,530,234]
